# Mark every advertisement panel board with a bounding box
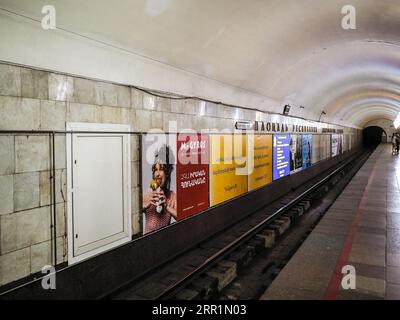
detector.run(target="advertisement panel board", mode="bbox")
[210,134,248,206]
[273,134,290,180]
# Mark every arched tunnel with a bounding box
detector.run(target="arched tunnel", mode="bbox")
[1,0,400,130]
[363,126,387,148]
[1,0,400,302]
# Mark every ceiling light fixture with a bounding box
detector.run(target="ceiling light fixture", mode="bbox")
[318,110,326,122]
[283,105,291,115]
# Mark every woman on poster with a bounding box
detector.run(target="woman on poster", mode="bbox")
[142,145,177,234]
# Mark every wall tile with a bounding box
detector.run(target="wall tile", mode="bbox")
[56,203,66,237]
[14,172,40,212]
[94,82,118,106]
[48,73,74,102]
[162,112,178,132]
[121,108,132,125]
[221,118,234,131]
[131,161,140,188]
[151,111,163,130]
[214,118,226,130]
[73,78,95,105]
[39,171,51,207]
[101,106,122,124]
[216,105,232,118]
[16,207,51,249]
[170,99,183,113]
[67,102,102,123]
[179,114,198,131]
[131,88,143,109]
[131,186,140,215]
[132,210,141,235]
[205,101,217,117]
[57,236,67,263]
[21,68,48,100]
[93,82,131,108]
[0,213,17,254]
[0,175,13,215]
[143,93,155,110]
[255,111,265,121]
[0,97,40,130]
[131,135,140,162]
[198,116,217,132]
[0,248,30,286]
[183,99,197,115]
[15,135,50,173]
[56,169,67,204]
[39,170,66,206]
[0,135,14,175]
[244,109,256,120]
[54,135,66,169]
[0,64,21,96]
[232,107,244,120]
[134,109,152,132]
[40,100,66,131]
[116,84,131,108]
[30,240,51,274]
[196,101,206,117]
[155,97,171,112]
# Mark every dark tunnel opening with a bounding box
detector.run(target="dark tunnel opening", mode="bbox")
[362,126,386,148]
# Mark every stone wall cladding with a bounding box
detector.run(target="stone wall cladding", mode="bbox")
[0,62,254,287]
[4,65,368,290]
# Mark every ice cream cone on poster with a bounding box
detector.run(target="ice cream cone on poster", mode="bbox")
[150,179,163,213]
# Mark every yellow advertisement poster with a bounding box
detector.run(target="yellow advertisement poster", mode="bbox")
[210,134,248,206]
[248,134,272,191]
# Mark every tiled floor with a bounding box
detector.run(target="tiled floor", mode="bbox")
[261,144,400,300]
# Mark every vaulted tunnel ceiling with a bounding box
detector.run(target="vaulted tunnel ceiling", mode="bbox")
[0,0,399,128]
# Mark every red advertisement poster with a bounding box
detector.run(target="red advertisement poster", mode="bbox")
[176,134,209,220]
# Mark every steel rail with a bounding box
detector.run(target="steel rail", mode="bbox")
[155,150,369,300]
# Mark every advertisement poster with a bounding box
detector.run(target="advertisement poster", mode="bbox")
[273,134,290,180]
[337,134,343,155]
[312,134,322,164]
[311,134,330,164]
[343,134,351,152]
[348,134,353,151]
[290,134,303,173]
[142,134,177,234]
[342,134,347,153]
[176,134,209,220]
[331,134,343,157]
[321,135,331,161]
[302,134,312,168]
[248,134,272,191]
[210,134,248,206]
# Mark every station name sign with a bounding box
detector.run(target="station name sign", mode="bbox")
[235,121,344,134]
[322,128,344,133]
[235,121,317,133]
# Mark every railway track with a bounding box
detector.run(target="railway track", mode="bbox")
[107,149,372,300]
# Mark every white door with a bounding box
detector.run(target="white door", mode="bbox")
[66,123,131,264]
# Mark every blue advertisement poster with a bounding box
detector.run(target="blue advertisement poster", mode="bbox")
[273,134,290,180]
[302,134,312,168]
[289,134,303,173]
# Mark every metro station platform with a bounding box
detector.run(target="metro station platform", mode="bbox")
[261,144,400,300]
